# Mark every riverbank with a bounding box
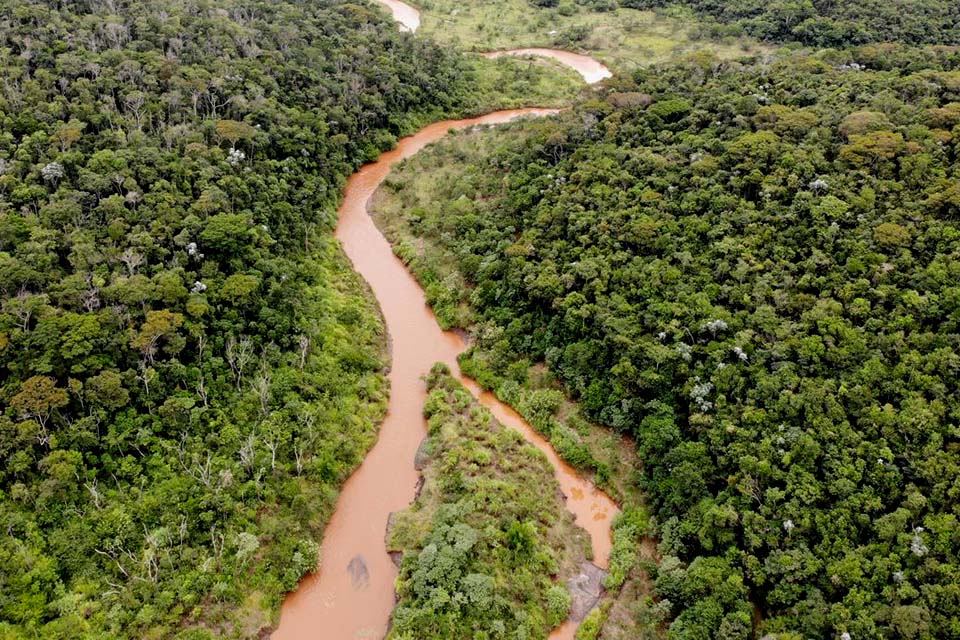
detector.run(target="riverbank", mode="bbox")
[386,365,597,639]
[368,120,664,637]
[275,2,648,638]
[482,48,612,84]
[273,109,619,640]
[372,0,614,85]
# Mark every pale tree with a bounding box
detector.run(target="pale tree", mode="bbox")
[293,409,318,476]
[252,369,271,418]
[122,91,146,130]
[298,335,310,371]
[226,335,253,390]
[119,247,144,276]
[239,431,257,472]
[3,290,50,330]
[50,119,86,152]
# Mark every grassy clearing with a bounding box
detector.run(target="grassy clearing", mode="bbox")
[468,54,584,110]
[413,0,774,70]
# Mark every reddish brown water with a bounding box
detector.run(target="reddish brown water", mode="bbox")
[273,110,619,640]
[373,0,420,31]
[482,49,612,84]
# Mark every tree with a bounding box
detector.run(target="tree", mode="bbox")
[839,131,905,169]
[873,222,911,249]
[215,119,257,148]
[200,212,249,253]
[838,110,892,138]
[130,309,184,364]
[85,371,130,410]
[10,376,69,447]
[50,119,86,152]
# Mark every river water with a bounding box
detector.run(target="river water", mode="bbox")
[273,110,620,639]
[274,1,620,637]
[374,0,421,31]
[481,49,612,84]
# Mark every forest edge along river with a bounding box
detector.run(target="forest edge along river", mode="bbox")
[273,109,620,640]
[273,2,620,639]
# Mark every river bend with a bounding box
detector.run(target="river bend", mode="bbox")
[275,0,621,636]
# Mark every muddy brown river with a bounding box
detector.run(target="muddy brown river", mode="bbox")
[272,111,620,639]
[481,49,612,84]
[374,0,420,31]
[273,1,620,637]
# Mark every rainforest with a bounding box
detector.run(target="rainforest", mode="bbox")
[0,0,959,639]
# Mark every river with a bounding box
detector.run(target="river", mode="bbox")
[373,0,421,31]
[481,49,612,84]
[273,110,620,639]
[373,0,612,84]
[274,1,621,637]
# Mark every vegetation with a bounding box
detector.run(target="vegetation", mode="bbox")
[624,0,960,47]
[413,0,771,70]
[386,363,588,639]
[0,0,578,635]
[456,322,660,639]
[470,55,583,107]
[371,44,960,638]
[5,0,960,635]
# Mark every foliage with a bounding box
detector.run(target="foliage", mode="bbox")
[458,350,604,478]
[470,55,583,107]
[387,363,586,639]
[0,0,499,634]
[575,605,607,640]
[625,0,960,46]
[605,508,651,591]
[411,0,771,70]
[369,45,960,638]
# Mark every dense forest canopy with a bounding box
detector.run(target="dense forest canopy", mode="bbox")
[4,0,960,636]
[608,0,960,47]
[0,0,481,636]
[373,44,960,638]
